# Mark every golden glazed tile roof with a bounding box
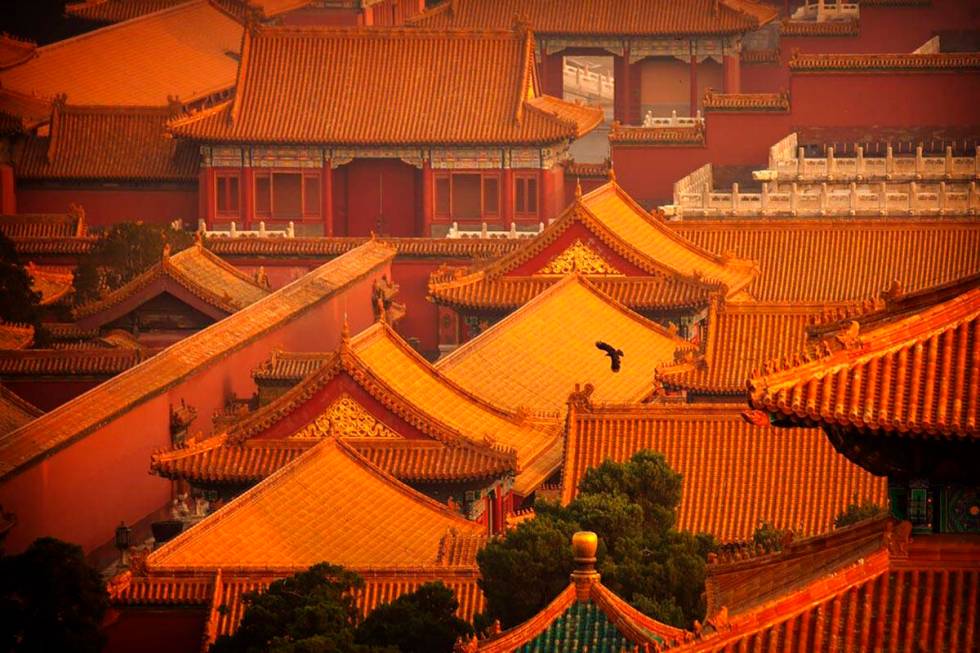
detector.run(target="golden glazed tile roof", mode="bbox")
[148,437,486,570]
[15,104,199,182]
[408,0,777,36]
[0,348,144,376]
[251,350,329,383]
[0,34,36,70]
[748,278,980,439]
[351,322,562,495]
[428,181,754,310]
[0,212,86,240]
[0,241,395,479]
[0,323,34,350]
[779,19,860,37]
[561,402,886,542]
[73,243,269,323]
[789,51,980,72]
[170,27,601,146]
[65,0,195,23]
[26,264,74,306]
[656,302,832,396]
[437,275,694,411]
[672,525,980,653]
[608,123,706,145]
[673,219,980,303]
[0,0,241,106]
[207,235,524,260]
[0,386,41,438]
[0,88,50,135]
[701,90,790,113]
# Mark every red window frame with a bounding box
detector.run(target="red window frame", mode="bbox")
[432,171,502,221]
[253,169,322,220]
[514,173,539,218]
[215,172,241,217]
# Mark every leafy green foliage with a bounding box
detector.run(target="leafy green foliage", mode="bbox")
[210,563,388,653]
[477,451,716,630]
[834,500,887,528]
[354,582,472,653]
[751,520,790,550]
[0,537,109,653]
[0,232,42,332]
[73,222,193,304]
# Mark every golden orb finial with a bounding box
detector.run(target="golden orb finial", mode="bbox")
[570,531,600,600]
[572,531,598,562]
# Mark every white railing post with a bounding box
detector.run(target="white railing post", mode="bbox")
[287,221,295,238]
[885,144,894,180]
[702,185,711,210]
[797,146,806,179]
[820,182,829,215]
[879,181,887,216]
[915,144,924,180]
[731,183,740,215]
[198,219,206,233]
[761,183,769,213]
[790,182,798,215]
[510,222,517,238]
[258,221,266,236]
[480,222,488,238]
[969,181,978,215]
[945,145,953,179]
[855,145,864,180]
[849,182,857,216]
[908,181,917,214]
[229,221,238,237]
[826,146,835,180]
[939,181,946,215]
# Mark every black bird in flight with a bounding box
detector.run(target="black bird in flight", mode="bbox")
[595,341,624,372]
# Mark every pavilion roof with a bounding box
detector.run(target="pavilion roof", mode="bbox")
[351,322,562,495]
[0,347,145,377]
[562,402,886,542]
[748,275,980,440]
[656,301,831,397]
[65,0,195,23]
[151,333,520,484]
[0,386,41,438]
[475,581,689,652]
[0,88,50,135]
[0,241,395,479]
[0,323,34,350]
[428,181,754,310]
[670,519,980,652]
[0,0,241,106]
[673,219,980,303]
[437,274,694,411]
[149,437,486,570]
[15,103,199,182]
[73,242,269,324]
[169,26,602,146]
[408,0,777,37]
[0,211,87,240]
[26,264,74,306]
[251,349,329,383]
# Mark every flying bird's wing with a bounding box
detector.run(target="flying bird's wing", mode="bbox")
[596,341,615,355]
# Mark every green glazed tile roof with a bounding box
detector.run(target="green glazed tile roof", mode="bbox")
[516,599,662,653]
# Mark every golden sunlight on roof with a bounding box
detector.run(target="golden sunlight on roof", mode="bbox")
[437,275,693,411]
[149,437,484,570]
[351,322,561,495]
[0,0,241,106]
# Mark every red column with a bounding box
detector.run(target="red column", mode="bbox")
[0,164,15,215]
[421,160,433,236]
[723,52,741,94]
[241,167,254,230]
[689,41,699,117]
[501,168,514,225]
[200,168,216,229]
[321,163,334,236]
[493,488,504,535]
[539,168,555,222]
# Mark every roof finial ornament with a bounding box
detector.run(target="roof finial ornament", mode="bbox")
[574,177,583,199]
[570,531,600,601]
[607,162,617,183]
[193,230,203,247]
[162,243,172,259]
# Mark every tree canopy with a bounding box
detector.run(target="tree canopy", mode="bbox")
[354,581,472,653]
[0,537,109,653]
[477,450,715,630]
[73,222,193,305]
[0,232,42,333]
[834,499,887,529]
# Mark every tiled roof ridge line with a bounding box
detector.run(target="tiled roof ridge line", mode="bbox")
[0,384,42,419]
[681,549,891,652]
[194,240,267,288]
[252,24,533,38]
[436,273,695,373]
[573,401,750,417]
[34,0,210,54]
[228,17,252,126]
[475,584,578,652]
[590,582,690,643]
[789,50,980,71]
[147,437,482,570]
[750,288,980,393]
[236,344,519,464]
[226,345,520,465]
[351,321,548,426]
[512,25,534,126]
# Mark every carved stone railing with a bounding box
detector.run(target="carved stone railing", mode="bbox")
[790,0,859,21]
[198,219,295,238]
[445,221,544,239]
[642,110,704,128]
[766,143,980,182]
[563,60,614,102]
[665,180,979,217]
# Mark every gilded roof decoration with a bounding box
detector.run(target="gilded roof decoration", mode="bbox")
[290,394,400,439]
[536,240,624,276]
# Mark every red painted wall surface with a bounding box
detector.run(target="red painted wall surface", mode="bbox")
[16,187,198,227]
[103,609,207,653]
[343,159,420,237]
[0,266,386,555]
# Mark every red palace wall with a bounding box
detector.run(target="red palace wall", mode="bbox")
[15,187,198,228]
[1,379,107,412]
[0,267,385,555]
[343,159,420,237]
[613,69,980,205]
